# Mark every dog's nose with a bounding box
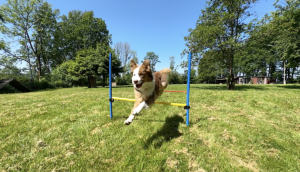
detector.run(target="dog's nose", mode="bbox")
[134,80,138,84]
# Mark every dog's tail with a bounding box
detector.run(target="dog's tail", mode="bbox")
[160,68,171,89]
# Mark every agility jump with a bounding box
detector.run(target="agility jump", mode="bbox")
[109,52,192,126]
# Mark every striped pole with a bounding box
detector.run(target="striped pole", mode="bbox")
[186,52,192,126]
[109,53,113,119]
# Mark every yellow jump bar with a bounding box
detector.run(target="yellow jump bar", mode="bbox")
[112,97,186,107]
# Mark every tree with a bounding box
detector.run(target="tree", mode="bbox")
[115,54,138,85]
[168,56,183,84]
[130,51,138,65]
[0,59,22,77]
[0,13,4,22]
[182,69,197,84]
[169,70,183,84]
[0,0,59,82]
[54,10,111,61]
[125,51,138,74]
[236,16,277,78]
[51,60,79,87]
[69,43,123,87]
[198,51,225,83]
[114,42,135,74]
[142,52,160,72]
[32,1,59,79]
[0,13,4,49]
[270,0,300,83]
[241,0,300,83]
[183,0,258,90]
[169,56,175,71]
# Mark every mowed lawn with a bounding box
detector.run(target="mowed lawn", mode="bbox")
[0,84,300,171]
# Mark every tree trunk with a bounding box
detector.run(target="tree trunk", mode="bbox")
[88,76,91,88]
[227,69,235,90]
[227,56,235,90]
[88,76,96,88]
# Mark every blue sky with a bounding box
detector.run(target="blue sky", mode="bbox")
[0,0,277,73]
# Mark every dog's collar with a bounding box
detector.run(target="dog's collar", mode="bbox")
[135,87,141,92]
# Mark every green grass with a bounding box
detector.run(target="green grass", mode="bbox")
[0,84,300,171]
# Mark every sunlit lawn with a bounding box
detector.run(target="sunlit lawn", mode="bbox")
[0,84,300,171]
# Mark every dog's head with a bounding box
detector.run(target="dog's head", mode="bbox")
[130,60,153,90]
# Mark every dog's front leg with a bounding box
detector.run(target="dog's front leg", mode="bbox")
[124,101,147,125]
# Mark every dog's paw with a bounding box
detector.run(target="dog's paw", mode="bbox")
[124,119,132,125]
[124,115,134,125]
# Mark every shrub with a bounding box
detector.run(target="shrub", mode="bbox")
[169,71,183,84]
[116,74,131,85]
[51,61,81,88]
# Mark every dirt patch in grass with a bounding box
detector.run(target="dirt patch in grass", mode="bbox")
[201,104,220,111]
[222,129,237,143]
[65,151,74,157]
[188,156,207,172]
[91,127,102,135]
[189,125,215,147]
[102,122,112,128]
[267,148,280,157]
[166,157,178,170]
[173,147,189,155]
[224,147,259,172]
[105,158,114,163]
[173,137,183,145]
[238,159,259,172]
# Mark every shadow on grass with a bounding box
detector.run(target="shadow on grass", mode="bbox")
[144,115,184,149]
[235,85,267,91]
[190,85,228,90]
[276,85,300,89]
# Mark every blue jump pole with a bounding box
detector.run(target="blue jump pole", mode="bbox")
[109,53,113,119]
[186,52,192,126]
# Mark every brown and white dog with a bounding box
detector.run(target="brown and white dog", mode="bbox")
[124,59,171,125]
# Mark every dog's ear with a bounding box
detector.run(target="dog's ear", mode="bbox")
[143,60,151,72]
[130,60,137,73]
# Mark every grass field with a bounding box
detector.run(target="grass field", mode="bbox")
[0,84,300,171]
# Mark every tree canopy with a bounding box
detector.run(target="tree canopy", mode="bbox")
[184,0,258,89]
[142,52,161,72]
[0,0,60,81]
[69,43,123,87]
[1,0,300,90]
[55,10,111,61]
